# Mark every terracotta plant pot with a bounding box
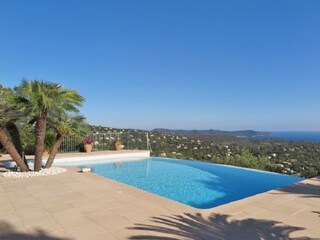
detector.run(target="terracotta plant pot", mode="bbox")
[84,144,93,153]
[43,149,50,156]
[114,140,122,151]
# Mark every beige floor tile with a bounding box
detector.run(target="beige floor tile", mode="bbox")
[95,197,126,209]
[293,207,320,222]
[265,201,310,216]
[26,221,63,234]
[64,222,105,239]
[0,207,16,216]
[23,215,57,229]
[44,229,74,239]
[307,226,320,237]
[122,209,153,223]
[284,215,320,229]
[0,200,13,210]
[0,197,11,206]
[71,203,105,215]
[57,192,86,204]
[44,203,74,213]
[77,232,116,240]
[108,228,149,240]
[54,214,90,228]
[242,209,288,222]
[0,216,26,236]
[86,209,131,230]
[109,204,145,217]
[0,212,23,224]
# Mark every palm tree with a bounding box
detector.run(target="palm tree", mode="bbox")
[5,122,24,157]
[0,86,29,172]
[0,129,29,171]
[45,114,89,168]
[15,79,84,171]
[3,86,29,167]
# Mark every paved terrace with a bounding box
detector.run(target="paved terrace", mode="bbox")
[0,151,319,239]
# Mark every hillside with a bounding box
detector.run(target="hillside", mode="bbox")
[153,129,270,137]
[89,125,320,178]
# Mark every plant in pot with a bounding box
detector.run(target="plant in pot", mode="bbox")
[114,139,122,151]
[83,137,94,153]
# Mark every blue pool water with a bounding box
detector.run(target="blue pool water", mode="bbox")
[88,158,303,209]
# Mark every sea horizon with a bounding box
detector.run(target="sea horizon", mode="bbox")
[252,131,320,143]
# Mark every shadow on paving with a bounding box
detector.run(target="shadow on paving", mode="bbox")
[312,211,320,217]
[272,181,320,198]
[0,221,71,240]
[128,213,315,240]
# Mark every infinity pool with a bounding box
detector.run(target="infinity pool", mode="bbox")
[87,158,303,209]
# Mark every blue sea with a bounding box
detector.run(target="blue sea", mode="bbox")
[252,131,320,143]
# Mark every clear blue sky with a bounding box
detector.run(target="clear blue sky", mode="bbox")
[0,0,319,131]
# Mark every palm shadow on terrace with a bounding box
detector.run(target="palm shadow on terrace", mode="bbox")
[270,178,320,199]
[128,212,315,240]
[0,221,71,240]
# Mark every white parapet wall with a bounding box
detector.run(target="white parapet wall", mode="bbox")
[51,150,151,166]
[1,151,151,168]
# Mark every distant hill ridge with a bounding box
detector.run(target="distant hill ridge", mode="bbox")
[89,125,270,137]
[152,129,270,137]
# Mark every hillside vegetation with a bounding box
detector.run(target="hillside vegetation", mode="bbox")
[90,125,320,178]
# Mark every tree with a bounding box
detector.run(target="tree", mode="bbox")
[15,80,84,171]
[45,114,89,168]
[0,85,29,171]
[3,87,29,167]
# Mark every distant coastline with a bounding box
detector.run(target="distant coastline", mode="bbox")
[153,129,270,138]
[152,128,320,143]
[250,131,320,143]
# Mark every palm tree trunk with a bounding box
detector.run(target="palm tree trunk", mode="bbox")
[5,121,29,167]
[34,115,47,171]
[45,133,64,168]
[0,128,29,172]
[5,121,24,155]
